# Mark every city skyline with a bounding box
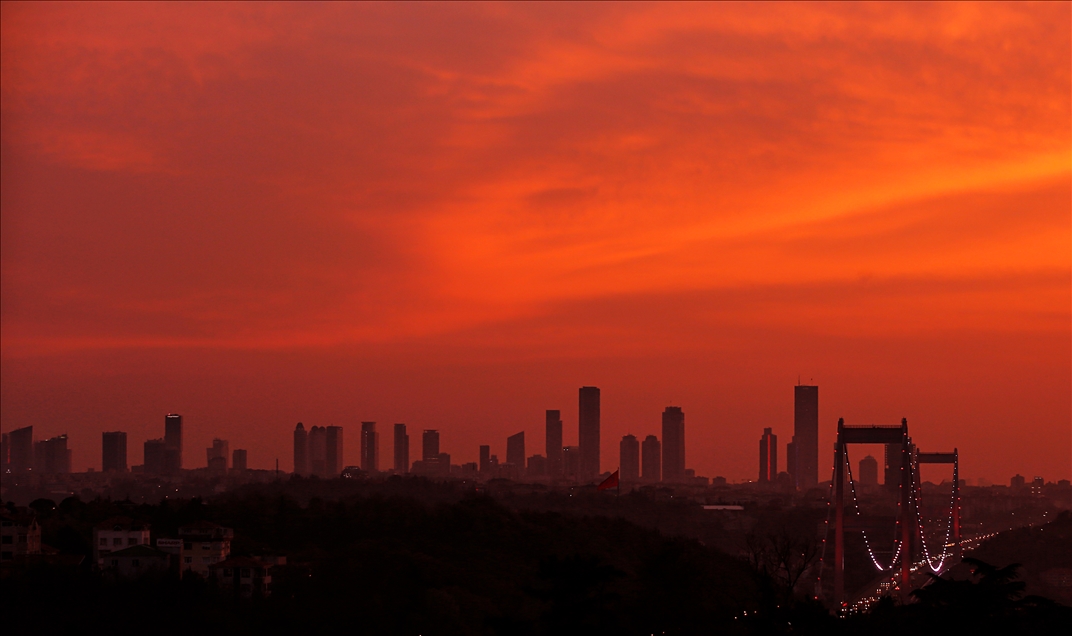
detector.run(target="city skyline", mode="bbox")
[1,3,1069,484]
[4,379,1063,487]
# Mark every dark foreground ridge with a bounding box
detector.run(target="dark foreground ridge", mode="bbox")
[2,479,1069,635]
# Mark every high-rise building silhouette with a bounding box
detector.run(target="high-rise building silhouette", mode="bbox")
[527,454,547,477]
[394,423,409,473]
[859,455,878,486]
[361,422,378,473]
[36,435,71,474]
[325,426,344,477]
[759,428,777,483]
[793,385,818,489]
[786,438,796,482]
[507,431,525,476]
[143,438,168,475]
[309,426,327,476]
[620,434,639,483]
[7,426,33,473]
[641,435,661,483]
[578,387,600,479]
[562,445,580,478]
[207,439,229,473]
[422,430,440,461]
[232,449,248,472]
[102,431,128,473]
[662,406,685,482]
[545,410,563,478]
[479,444,491,474]
[293,423,308,476]
[164,414,183,474]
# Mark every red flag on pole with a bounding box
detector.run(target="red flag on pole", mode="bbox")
[597,469,620,491]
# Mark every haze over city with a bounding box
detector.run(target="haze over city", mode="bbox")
[2,2,1069,484]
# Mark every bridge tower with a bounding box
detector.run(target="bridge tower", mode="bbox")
[834,417,913,608]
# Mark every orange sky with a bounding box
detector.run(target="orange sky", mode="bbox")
[2,2,1069,482]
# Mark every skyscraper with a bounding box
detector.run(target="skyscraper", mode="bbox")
[786,438,796,483]
[207,439,229,472]
[507,431,525,474]
[143,438,168,475]
[36,435,71,474]
[164,413,183,474]
[793,385,818,489]
[361,422,378,473]
[479,444,491,474]
[7,426,33,473]
[620,434,640,483]
[325,426,344,477]
[859,455,878,486]
[545,410,563,478]
[394,423,409,473]
[309,426,327,476]
[641,435,661,483]
[661,406,685,482]
[102,431,128,473]
[293,423,308,476]
[422,430,440,461]
[759,428,777,483]
[232,449,248,472]
[578,386,600,479]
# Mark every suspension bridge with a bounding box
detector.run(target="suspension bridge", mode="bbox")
[815,417,964,611]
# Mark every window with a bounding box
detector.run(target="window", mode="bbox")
[223,568,232,576]
[241,568,250,577]
[113,538,122,546]
[99,538,107,545]
[1,551,12,561]
[128,538,137,545]
[184,556,192,564]
[111,560,118,566]
[1,536,12,544]
[132,559,140,567]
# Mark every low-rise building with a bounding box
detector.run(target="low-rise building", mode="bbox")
[93,517,151,567]
[101,544,171,579]
[178,520,233,578]
[0,511,41,562]
[209,556,272,597]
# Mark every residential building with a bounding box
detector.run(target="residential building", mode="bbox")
[94,517,151,566]
[178,521,233,578]
[210,556,272,597]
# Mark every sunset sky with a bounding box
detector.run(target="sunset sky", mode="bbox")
[2,2,1069,483]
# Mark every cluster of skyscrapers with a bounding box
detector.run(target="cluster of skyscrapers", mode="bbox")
[0,414,253,477]
[304,386,701,485]
[4,383,828,488]
[754,385,819,488]
[292,423,343,477]
[0,427,71,475]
